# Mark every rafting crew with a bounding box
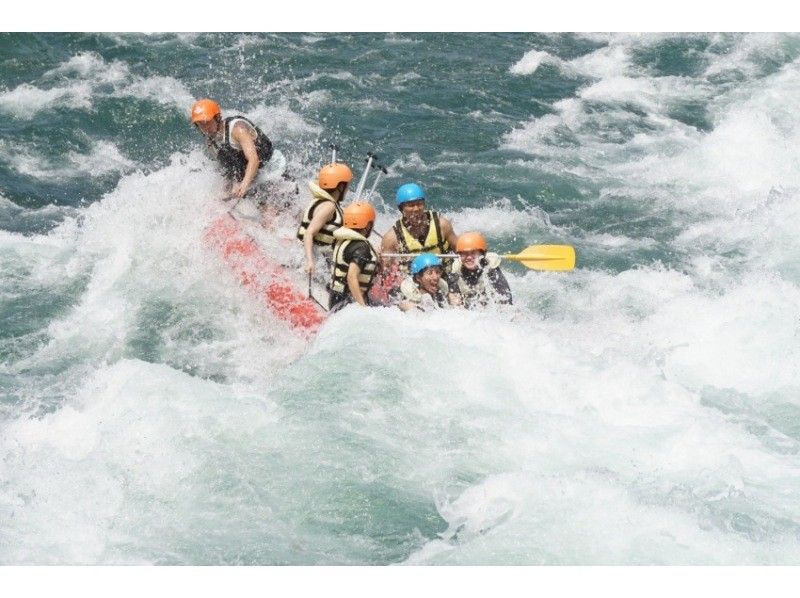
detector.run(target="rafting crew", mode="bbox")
[297,163,354,276]
[190,98,276,200]
[448,232,513,309]
[328,202,380,312]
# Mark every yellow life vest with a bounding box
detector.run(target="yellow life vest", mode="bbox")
[296,182,343,247]
[329,227,379,296]
[393,210,450,254]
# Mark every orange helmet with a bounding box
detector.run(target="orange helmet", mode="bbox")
[456,232,488,253]
[343,202,376,230]
[318,163,353,190]
[190,99,221,123]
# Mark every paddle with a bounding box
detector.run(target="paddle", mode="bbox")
[308,272,330,312]
[381,244,576,271]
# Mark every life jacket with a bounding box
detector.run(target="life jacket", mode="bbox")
[212,116,273,182]
[451,252,502,305]
[399,276,449,310]
[329,227,379,296]
[393,210,450,255]
[296,182,344,247]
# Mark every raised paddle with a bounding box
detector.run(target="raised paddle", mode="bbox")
[381,244,576,272]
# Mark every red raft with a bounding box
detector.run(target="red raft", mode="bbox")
[203,212,326,335]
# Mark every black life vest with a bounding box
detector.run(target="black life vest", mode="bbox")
[296,184,344,247]
[212,116,273,182]
[329,229,379,296]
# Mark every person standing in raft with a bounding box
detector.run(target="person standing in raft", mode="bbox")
[447,232,513,309]
[397,253,453,312]
[379,183,459,268]
[190,98,274,200]
[328,202,379,313]
[297,162,354,276]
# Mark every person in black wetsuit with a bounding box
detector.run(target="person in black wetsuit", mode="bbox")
[190,98,274,199]
[327,202,380,313]
[447,232,513,309]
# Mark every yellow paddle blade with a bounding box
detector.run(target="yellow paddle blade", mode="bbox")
[502,245,576,271]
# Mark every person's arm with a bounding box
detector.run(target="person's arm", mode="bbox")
[380,226,401,275]
[398,298,425,312]
[303,202,336,274]
[440,216,459,250]
[230,123,260,197]
[346,263,367,306]
[488,268,513,304]
[380,226,398,256]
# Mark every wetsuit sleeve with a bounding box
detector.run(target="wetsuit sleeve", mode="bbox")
[445,273,462,298]
[488,268,513,304]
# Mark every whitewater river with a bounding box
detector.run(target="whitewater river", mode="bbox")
[1,33,799,564]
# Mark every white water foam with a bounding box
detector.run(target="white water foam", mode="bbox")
[0,139,137,181]
[510,50,568,76]
[0,52,194,120]
[504,34,800,280]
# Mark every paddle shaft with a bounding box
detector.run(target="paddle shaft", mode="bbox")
[307,272,330,312]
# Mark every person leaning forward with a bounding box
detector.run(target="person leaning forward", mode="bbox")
[190,98,274,199]
[380,183,458,271]
[297,162,353,276]
[328,202,380,312]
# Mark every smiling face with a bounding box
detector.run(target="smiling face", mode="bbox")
[415,265,443,295]
[400,199,427,229]
[458,249,483,271]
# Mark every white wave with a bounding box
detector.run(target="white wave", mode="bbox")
[0,82,93,120]
[246,103,323,138]
[0,358,281,564]
[44,52,129,83]
[568,42,633,79]
[703,33,800,79]
[310,277,800,564]
[582,232,657,249]
[121,75,195,109]
[384,34,420,45]
[6,151,306,385]
[503,35,800,282]
[68,141,137,176]
[0,52,194,118]
[391,72,422,86]
[386,152,430,174]
[0,139,137,181]
[510,50,567,76]
[451,198,554,238]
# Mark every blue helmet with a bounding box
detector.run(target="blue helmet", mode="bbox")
[411,253,442,276]
[395,183,425,207]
